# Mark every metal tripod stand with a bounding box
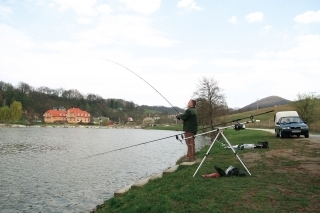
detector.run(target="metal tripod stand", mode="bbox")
[192,125,252,177]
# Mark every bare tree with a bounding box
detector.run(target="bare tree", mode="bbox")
[193,77,228,128]
[49,88,64,97]
[86,93,102,101]
[55,88,65,97]
[291,92,320,124]
[17,82,33,94]
[0,81,13,91]
[62,89,83,99]
[36,86,52,94]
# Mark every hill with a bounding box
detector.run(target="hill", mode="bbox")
[140,105,184,115]
[240,96,291,111]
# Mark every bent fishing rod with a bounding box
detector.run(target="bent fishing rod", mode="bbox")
[84,110,274,158]
[199,109,274,132]
[101,58,180,114]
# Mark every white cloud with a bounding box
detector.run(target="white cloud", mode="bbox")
[294,10,320,24]
[0,24,35,51]
[277,34,320,61]
[228,16,238,24]
[0,5,12,19]
[78,17,93,24]
[209,34,320,106]
[246,12,264,23]
[263,25,272,31]
[97,4,113,14]
[52,0,97,16]
[77,15,178,47]
[77,17,93,24]
[177,0,203,11]
[119,0,161,15]
[260,25,272,34]
[212,34,320,67]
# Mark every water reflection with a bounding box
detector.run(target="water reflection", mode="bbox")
[0,127,211,213]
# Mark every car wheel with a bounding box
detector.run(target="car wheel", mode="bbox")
[275,130,279,137]
[280,131,285,138]
[305,133,309,138]
[297,134,300,137]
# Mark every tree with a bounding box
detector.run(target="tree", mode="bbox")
[0,106,11,122]
[142,117,154,126]
[110,99,115,108]
[193,77,228,128]
[17,82,33,94]
[10,101,23,122]
[37,86,53,95]
[0,81,13,92]
[290,92,320,124]
[101,117,110,126]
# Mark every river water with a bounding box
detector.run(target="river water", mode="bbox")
[0,127,210,213]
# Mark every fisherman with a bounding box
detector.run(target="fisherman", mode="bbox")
[176,99,198,162]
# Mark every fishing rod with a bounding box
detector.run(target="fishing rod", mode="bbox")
[84,132,185,159]
[198,109,274,132]
[101,58,180,114]
[84,110,274,158]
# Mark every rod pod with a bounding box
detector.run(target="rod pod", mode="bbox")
[187,120,254,177]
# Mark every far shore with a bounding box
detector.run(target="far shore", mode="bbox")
[0,123,142,129]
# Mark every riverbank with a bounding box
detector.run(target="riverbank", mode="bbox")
[0,123,142,129]
[93,129,320,212]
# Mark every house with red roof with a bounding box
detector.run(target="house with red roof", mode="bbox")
[43,107,91,124]
[66,107,91,124]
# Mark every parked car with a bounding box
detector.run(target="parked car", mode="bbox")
[274,111,309,138]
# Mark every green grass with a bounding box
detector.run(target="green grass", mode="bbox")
[94,129,320,213]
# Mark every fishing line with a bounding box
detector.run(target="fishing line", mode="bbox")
[84,110,274,158]
[84,132,185,159]
[101,58,180,114]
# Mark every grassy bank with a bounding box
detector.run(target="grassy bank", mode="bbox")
[94,129,320,213]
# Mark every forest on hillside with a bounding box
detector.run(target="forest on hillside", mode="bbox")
[0,81,177,124]
[0,77,244,127]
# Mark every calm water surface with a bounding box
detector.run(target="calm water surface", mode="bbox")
[0,127,210,213]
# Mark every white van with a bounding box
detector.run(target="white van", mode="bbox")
[274,111,299,125]
[274,111,309,138]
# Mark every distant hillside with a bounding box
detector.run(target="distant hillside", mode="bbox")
[240,96,291,111]
[140,105,184,114]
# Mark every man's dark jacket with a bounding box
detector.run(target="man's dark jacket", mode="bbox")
[177,107,198,134]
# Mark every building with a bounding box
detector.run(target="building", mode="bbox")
[43,107,91,124]
[43,109,67,123]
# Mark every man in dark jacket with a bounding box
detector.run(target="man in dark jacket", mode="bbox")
[176,99,198,161]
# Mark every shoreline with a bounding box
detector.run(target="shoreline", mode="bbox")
[89,157,198,213]
[0,123,142,129]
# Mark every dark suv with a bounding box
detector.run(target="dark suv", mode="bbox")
[275,116,309,138]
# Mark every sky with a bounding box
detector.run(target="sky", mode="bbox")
[0,0,320,109]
